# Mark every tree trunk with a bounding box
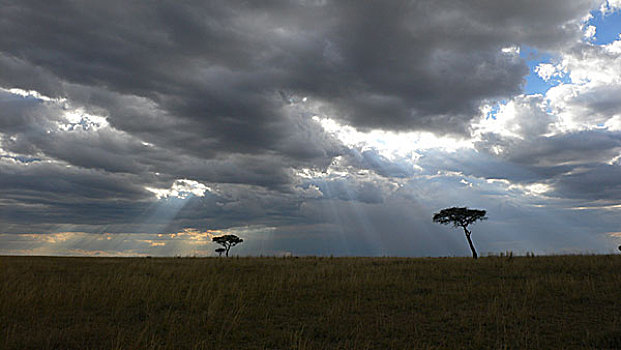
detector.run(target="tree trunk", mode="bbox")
[463,227,478,259]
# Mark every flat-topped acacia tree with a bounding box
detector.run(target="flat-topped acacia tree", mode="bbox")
[212,234,243,257]
[433,207,487,259]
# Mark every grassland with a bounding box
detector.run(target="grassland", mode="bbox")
[1,255,620,349]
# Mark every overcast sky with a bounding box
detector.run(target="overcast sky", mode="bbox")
[1,0,621,257]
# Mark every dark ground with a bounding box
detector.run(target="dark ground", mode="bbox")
[1,255,620,349]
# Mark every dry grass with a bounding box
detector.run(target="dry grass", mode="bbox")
[1,255,620,349]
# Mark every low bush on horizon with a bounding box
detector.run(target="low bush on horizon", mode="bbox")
[1,255,620,349]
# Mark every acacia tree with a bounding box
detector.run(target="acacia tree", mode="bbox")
[212,234,243,257]
[433,207,487,259]
[215,247,226,257]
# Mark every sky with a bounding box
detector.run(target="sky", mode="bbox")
[1,0,621,257]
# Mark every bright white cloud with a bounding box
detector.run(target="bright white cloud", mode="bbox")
[501,46,521,55]
[312,115,473,161]
[583,25,597,40]
[146,179,211,199]
[535,62,566,82]
[473,95,553,140]
[57,109,109,131]
[543,36,621,132]
[601,0,621,13]
[3,87,66,103]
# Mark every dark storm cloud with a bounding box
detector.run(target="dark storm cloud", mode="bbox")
[416,148,543,182]
[345,148,416,178]
[0,159,151,231]
[495,131,621,167]
[0,0,597,191]
[551,163,621,201]
[0,0,594,139]
[306,175,395,204]
[0,89,325,190]
[474,127,621,199]
[0,156,307,234]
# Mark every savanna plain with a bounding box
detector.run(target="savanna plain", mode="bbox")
[1,255,620,349]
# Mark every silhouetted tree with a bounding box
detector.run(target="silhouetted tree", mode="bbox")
[215,247,226,257]
[618,245,621,252]
[212,234,243,257]
[433,207,487,259]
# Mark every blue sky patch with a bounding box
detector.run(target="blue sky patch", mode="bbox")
[519,7,620,96]
[520,47,565,95]
[587,8,621,45]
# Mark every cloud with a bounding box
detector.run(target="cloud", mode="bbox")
[146,179,211,199]
[0,0,597,136]
[1,1,620,256]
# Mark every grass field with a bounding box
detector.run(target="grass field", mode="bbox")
[1,255,620,349]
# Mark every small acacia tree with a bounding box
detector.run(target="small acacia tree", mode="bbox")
[433,207,487,259]
[215,247,226,257]
[212,234,243,257]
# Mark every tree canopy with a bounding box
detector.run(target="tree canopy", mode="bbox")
[433,207,487,228]
[433,207,487,259]
[212,234,243,257]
